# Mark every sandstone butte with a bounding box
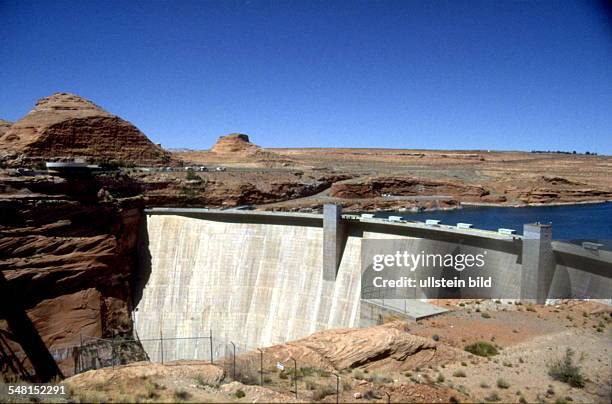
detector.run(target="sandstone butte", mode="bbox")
[0,93,174,167]
[210,133,262,156]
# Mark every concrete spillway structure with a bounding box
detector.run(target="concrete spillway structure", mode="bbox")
[133,207,611,362]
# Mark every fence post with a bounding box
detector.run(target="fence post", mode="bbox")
[78,333,83,373]
[160,329,164,365]
[230,341,236,379]
[333,373,340,404]
[209,329,213,364]
[257,348,263,385]
[112,340,116,370]
[291,357,297,399]
[385,391,391,403]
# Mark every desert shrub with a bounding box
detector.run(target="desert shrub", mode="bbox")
[342,380,351,391]
[548,348,585,388]
[484,391,501,402]
[235,389,245,398]
[195,374,218,388]
[503,361,513,367]
[353,369,365,380]
[143,380,160,399]
[234,368,260,385]
[432,334,440,341]
[366,373,393,384]
[481,312,491,319]
[185,168,200,181]
[480,381,490,388]
[279,370,288,379]
[299,367,316,377]
[437,373,445,383]
[526,304,536,312]
[465,341,498,357]
[312,384,336,400]
[497,378,510,389]
[174,389,191,401]
[452,370,466,378]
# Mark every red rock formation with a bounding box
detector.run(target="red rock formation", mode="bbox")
[511,176,612,204]
[0,119,11,138]
[0,93,174,167]
[0,172,144,381]
[329,176,489,200]
[210,133,262,155]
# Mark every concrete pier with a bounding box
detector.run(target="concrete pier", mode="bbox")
[521,223,555,303]
[323,204,346,281]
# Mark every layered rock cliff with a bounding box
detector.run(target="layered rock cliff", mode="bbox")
[0,93,174,167]
[0,171,144,381]
[329,176,489,200]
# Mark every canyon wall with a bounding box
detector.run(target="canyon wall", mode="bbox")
[0,173,144,381]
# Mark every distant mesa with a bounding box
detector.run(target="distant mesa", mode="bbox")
[0,92,174,166]
[210,133,263,156]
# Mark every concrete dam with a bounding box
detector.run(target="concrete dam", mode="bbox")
[133,206,612,362]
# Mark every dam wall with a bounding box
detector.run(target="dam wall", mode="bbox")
[133,208,611,362]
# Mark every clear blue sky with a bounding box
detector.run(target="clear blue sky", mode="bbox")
[1,0,611,153]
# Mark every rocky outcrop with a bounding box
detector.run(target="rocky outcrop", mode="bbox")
[140,172,351,208]
[508,176,612,205]
[0,119,11,138]
[208,133,291,165]
[329,176,489,200]
[0,172,144,381]
[0,93,174,167]
[211,133,261,155]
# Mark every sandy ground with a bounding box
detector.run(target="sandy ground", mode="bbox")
[54,300,611,404]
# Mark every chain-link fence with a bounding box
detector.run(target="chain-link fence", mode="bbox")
[8,332,371,402]
[70,331,256,375]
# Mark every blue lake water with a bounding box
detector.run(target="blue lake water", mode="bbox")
[374,202,612,244]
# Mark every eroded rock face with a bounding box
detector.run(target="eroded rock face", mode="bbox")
[0,93,174,167]
[237,321,437,372]
[329,176,489,201]
[508,176,612,204]
[0,172,144,381]
[0,119,11,138]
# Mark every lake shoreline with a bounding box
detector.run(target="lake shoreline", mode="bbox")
[460,199,612,209]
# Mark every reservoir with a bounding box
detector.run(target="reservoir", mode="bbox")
[375,202,612,246]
